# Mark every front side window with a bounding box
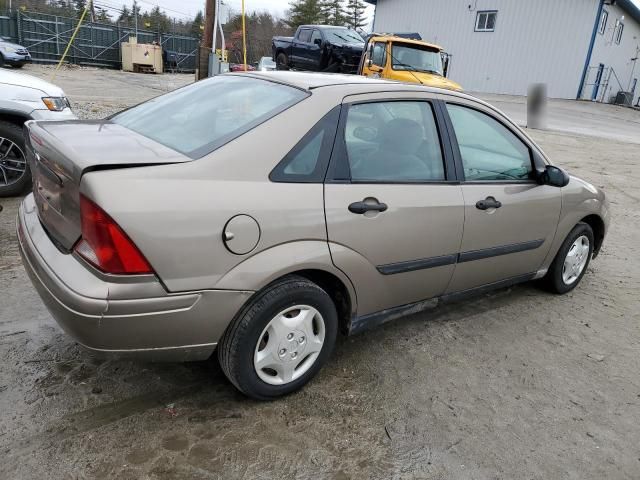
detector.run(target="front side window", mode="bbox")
[310,30,322,45]
[599,10,608,34]
[447,104,533,182]
[371,42,386,67]
[344,101,445,182]
[475,11,497,32]
[112,76,307,159]
[391,44,443,75]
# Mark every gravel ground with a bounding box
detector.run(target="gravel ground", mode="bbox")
[0,67,639,479]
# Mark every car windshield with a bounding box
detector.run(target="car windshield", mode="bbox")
[391,44,443,76]
[324,28,364,44]
[112,76,307,158]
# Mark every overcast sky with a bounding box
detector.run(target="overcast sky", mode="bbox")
[131,0,640,25]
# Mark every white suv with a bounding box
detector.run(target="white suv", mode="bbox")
[0,69,76,196]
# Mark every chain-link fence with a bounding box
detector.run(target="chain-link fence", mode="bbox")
[0,10,198,71]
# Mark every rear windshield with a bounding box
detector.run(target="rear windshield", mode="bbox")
[111,75,307,158]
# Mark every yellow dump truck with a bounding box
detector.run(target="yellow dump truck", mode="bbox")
[358,34,462,91]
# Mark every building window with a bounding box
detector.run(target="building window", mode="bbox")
[475,11,497,32]
[598,10,608,34]
[615,21,624,44]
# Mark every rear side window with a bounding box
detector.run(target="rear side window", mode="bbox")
[447,104,532,181]
[298,29,312,43]
[270,107,340,183]
[112,76,307,159]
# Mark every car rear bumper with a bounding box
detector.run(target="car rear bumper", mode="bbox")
[17,194,253,361]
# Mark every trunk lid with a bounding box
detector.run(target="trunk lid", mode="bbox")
[25,120,191,251]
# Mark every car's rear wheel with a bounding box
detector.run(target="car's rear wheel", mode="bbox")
[544,222,594,294]
[276,52,289,70]
[218,275,338,400]
[0,121,31,197]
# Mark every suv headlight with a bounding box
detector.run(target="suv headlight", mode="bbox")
[42,97,71,111]
[0,45,18,53]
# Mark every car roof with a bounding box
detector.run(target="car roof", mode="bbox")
[299,25,351,30]
[369,35,443,51]
[232,71,471,98]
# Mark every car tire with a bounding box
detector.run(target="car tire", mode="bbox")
[0,54,4,68]
[218,275,338,400]
[0,120,31,197]
[276,52,289,70]
[13,63,24,69]
[543,222,594,294]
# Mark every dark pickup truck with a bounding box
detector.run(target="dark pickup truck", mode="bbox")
[272,25,365,73]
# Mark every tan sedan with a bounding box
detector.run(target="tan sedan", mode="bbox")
[18,72,609,399]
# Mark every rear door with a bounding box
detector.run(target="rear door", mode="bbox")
[292,28,312,68]
[324,93,465,317]
[307,29,323,70]
[442,100,561,293]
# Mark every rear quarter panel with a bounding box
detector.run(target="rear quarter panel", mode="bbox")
[80,90,343,294]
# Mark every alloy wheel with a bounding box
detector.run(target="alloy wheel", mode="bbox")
[254,305,326,385]
[0,137,27,187]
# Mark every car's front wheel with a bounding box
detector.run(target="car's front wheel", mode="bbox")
[0,120,31,197]
[218,275,338,400]
[544,222,594,294]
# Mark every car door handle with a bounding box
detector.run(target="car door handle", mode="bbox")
[348,200,388,214]
[476,196,502,210]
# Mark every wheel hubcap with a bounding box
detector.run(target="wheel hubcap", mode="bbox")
[0,137,27,187]
[254,305,325,386]
[562,235,590,285]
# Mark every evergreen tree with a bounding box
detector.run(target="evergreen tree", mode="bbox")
[117,5,133,25]
[96,7,111,22]
[320,0,346,26]
[73,0,87,17]
[344,0,367,29]
[286,0,323,28]
[190,10,203,37]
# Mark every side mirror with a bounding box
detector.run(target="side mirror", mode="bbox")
[314,38,322,46]
[539,165,570,187]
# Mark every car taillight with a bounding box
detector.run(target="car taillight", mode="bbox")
[74,195,153,275]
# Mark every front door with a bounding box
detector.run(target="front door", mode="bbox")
[592,63,605,101]
[324,96,465,317]
[362,41,387,78]
[442,102,561,293]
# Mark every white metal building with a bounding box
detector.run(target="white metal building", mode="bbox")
[365,0,640,105]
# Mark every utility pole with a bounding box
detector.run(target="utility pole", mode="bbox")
[198,0,215,79]
[133,0,138,37]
